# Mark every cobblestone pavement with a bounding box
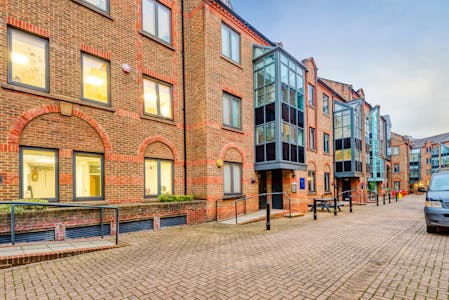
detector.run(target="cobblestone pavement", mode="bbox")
[1,195,448,300]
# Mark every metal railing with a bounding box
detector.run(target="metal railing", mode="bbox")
[216,192,292,224]
[2,202,119,245]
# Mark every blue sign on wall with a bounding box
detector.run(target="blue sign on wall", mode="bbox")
[300,178,305,190]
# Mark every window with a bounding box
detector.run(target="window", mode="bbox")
[322,94,329,114]
[144,159,173,197]
[393,164,400,173]
[74,152,104,200]
[221,23,240,63]
[394,181,401,191]
[82,0,109,13]
[309,127,316,150]
[81,53,110,105]
[324,172,330,193]
[142,0,172,44]
[20,147,58,201]
[8,28,49,92]
[392,146,400,155]
[308,171,316,192]
[323,133,330,154]
[223,93,241,129]
[143,77,173,119]
[308,84,315,107]
[224,162,242,195]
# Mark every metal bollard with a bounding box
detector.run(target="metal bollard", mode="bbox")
[396,193,398,202]
[334,197,337,216]
[313,199,317,220]
[266,202,271,230]
[376,194,379,206]
[389,193,391,204]
[383,194,386,205]
[349,195,353,213]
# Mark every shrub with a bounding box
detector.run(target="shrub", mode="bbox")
[158,195,194,203]
[0,199,49,214]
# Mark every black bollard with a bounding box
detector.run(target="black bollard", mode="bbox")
[383,194,386,205]
[349,194,353,213]
[313,199,317,220]
[376,194,379,206]
[266,202,271,230]
[334,197,337,216]
[389,193,391,204]
[396,192,398,202]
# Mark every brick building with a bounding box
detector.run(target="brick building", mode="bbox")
[390,132,410,192]
[409,132,449,191]
[0,0,396,241]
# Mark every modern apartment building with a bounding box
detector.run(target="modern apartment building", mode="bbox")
[409,132,449,190]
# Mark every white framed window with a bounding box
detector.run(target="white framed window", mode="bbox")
[221,23,240,63]
[308,171,316,192]
[324,172,330,193]
[8,28,49,92]
[142,0,172,44]
[82,0,110,13]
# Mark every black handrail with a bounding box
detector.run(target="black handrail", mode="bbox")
[1,202,119,245]
[216,192,292,224]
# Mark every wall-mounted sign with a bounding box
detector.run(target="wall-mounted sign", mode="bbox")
[300,178,305,190]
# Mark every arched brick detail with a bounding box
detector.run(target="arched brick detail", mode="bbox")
[138,136,180,162]
[307,160,317,171]
[324,163,332,173]
[8,105,112,155]
[219,143,246,163]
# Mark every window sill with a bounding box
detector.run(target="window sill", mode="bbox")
[71,0,113,20]
[308,105,316,110]
[73,198,106,203]
[323,152,332,156]
[140,31,175,51]
[220,55,243,69]
[308,148,317,153]
[308,192,317,195]
[322,112,330,118]
[222,194,245,200]
[221,125,244,134]
[141,114,176,126]
[1,83,116,112]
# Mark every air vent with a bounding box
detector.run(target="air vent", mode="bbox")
[160,215,187,228]
[119,219,154,234]
[0,230,55,244]
[66,224,111,240]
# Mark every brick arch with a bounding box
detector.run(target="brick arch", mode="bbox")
[8,105,112,154]
[307,160,317,171]
[138,136,180,162]
[324,163,332,173]
[219,143,246,163]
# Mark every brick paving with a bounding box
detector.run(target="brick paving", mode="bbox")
[1,195,448,299]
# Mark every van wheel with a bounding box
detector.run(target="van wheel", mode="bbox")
[427,225,437,233]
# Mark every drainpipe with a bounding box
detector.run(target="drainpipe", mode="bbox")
[181,0,187,195]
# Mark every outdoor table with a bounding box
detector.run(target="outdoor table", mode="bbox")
[312,198,340,220]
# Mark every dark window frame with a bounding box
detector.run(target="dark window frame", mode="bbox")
[308,170,316,192]
[224,161,243,196]
[141,0,173,45]
[73,151,105,201]
[324,172,330,193]
[19,146,59,202]
[81,52,111,107]
[221,22,241,64]
[309,127,316,150]
[322,93,329,115]
[75,0,110,14]
[323,133,330,154]
[222,92,242,130]
[393,164,400,173]
[143,76,174,120]
[8,27,50,93]
[144,158,174,198]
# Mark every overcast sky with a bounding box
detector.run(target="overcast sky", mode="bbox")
[232,0,449,139]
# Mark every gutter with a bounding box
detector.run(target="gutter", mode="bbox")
[181,0,187,195]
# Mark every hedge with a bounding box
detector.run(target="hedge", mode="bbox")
[158,195,194,203]
[0,199,48,214]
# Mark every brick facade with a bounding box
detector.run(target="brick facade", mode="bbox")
[391,132,410,192]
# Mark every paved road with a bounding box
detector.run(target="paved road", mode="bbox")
[1,195,448,299]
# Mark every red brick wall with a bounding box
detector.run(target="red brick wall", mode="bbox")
[391,132,410,192]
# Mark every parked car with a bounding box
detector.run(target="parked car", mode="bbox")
[425,169,449,233]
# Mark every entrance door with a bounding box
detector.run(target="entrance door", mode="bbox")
[272,170,283,209]
[258,171,267,209]
[342,179,351,201]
